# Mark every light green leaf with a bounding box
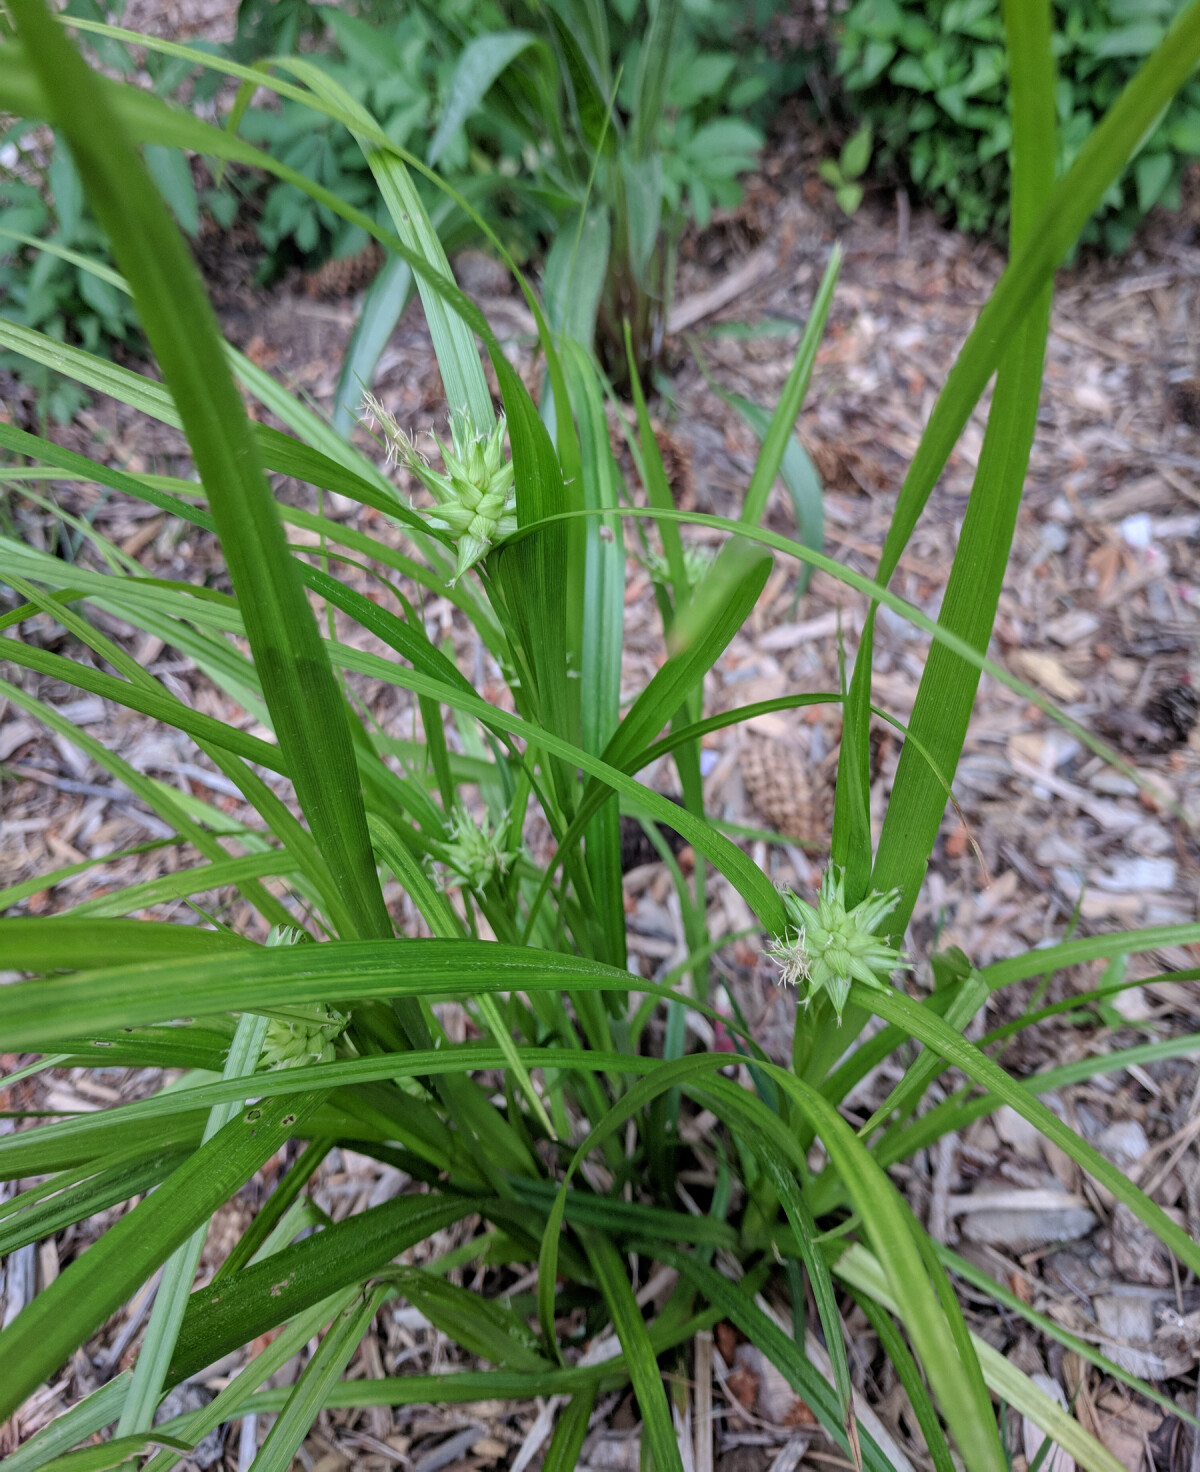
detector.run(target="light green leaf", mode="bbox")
[252,1285,390,1472]
[428,31,537,167]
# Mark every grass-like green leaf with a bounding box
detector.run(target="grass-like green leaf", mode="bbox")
[869,0,1056,935]
[0,1148,187,1256]
[1,914,249,967]
[116,1013,269,1437]
[654,1246,894,1472]
[167,1192,478,1382]
[629,0,680,159]
[563,338,626,966]
[542,1385,599,1472]
[0,1377,131,1472]
[583,1230,684,1472]
[287,59,492,430]
[6,0,392,944]
[331,252,414,435]
[737,245,841,529]
[982,925,1200,990]
[851,1290,955,1472]
[0,937,633,1048]
[0,674,293,930]
[856,983,1200,1279]
[760,1066,1005,1472]
[875,0,1200,589]
[392,1266,549,1370]
[726,393,823,595]
[0,1089,325,1420]
[32,1434,192,1471]
[936,1242,1198,1427]
[0,1111,206,1182]
[252,1284,391,1472]
[828,0,1200,899]
[835,1245,1127,1472]
[428,31,538,167]
[687,1078,852,1425]
[143,1295,358,1472]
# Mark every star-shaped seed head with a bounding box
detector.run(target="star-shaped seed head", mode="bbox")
[767,867,908,1022]
[440,805,519,893]
[360,394,516,584]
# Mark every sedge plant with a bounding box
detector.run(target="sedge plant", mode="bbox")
[1,3,1200,1470]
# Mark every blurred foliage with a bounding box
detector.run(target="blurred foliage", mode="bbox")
[230,0,794,272]
[818,121,873,213]
[229,0,795,376]
[0,0,215,422]
[836,0,1200,250]
[0,0,805,418]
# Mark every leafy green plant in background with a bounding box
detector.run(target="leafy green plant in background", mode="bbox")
[233,0,774,382]
[509,0,767,381]
[0,0,219,425]
[1,0,792,434]
[837,0,1200,250]
[818,120,873,213]
[2,4,1200,1472]
[0,138,138,426]
[235,4,474,271]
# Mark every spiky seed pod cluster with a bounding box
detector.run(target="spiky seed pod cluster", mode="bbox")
[440,806,519,893]
[642,542,716,592]
[768,867,908,1022]
[360,393,516,584]
[260,1008,349,1070]
[260,925,348,1069]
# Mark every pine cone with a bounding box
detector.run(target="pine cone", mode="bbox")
[304,242,384,299]
[1144,682,1199,745]
[1167,378,1200,429]
[740,738,826,845]
[619,796,689,873]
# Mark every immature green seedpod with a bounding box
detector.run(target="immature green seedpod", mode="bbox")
[440,805,519,893]
[260,923,348,1068]
[642,542,716,591]
[361,393,516,583]
[768,867,908,1022]
[260,1008,349,1069]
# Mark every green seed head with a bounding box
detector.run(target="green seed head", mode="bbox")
[261,925,347,1068]
[261,1007,348,1070]
[767,867,908,1022]
[642,543,716,591]
[360,394,516,583]
[441,805,519,893]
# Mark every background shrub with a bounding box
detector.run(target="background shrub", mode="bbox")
[836,0,1200,250]
[0,0,802,422]
[0,3,226,423]
[234,0,794,275]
